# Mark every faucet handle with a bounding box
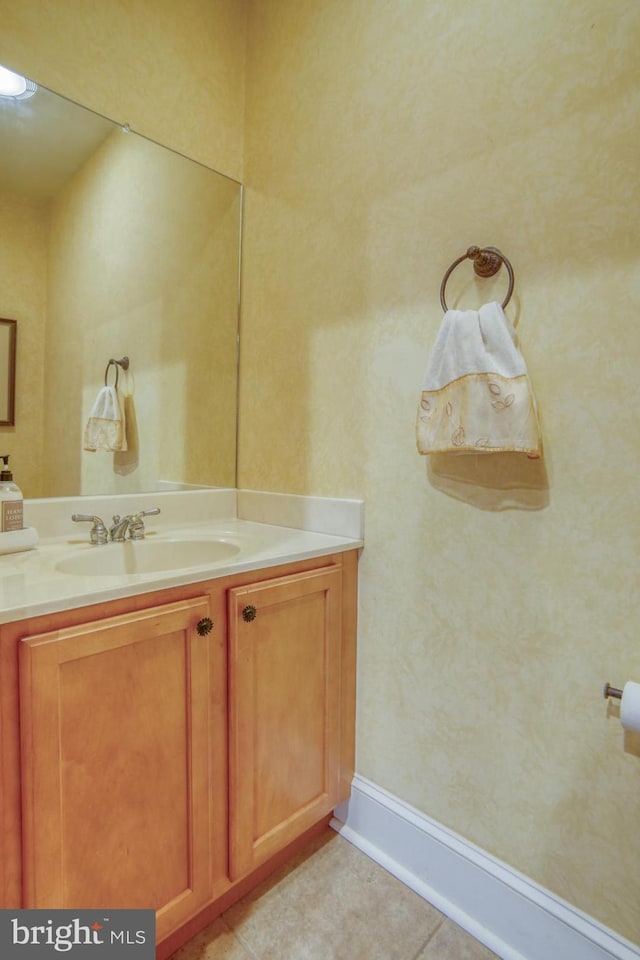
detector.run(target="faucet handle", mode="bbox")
[71,513,109,545]
[128,507,161,540]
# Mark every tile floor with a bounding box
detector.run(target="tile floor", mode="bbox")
[171,830,499,960]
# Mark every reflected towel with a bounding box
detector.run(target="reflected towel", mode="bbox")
[416,302,541,457]
[83,385,127,452]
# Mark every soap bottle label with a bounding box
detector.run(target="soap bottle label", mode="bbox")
[2,500,23,531]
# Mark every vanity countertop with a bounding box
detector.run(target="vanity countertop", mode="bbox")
[0,516,363,625]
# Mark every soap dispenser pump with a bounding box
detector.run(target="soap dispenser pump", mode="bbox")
[0,455,23,532]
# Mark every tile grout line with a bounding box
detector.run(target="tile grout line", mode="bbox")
[407,915,446,960]
[219,917,262,960]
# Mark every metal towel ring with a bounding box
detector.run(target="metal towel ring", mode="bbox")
[439,246,514,312]
[104,356,130,389]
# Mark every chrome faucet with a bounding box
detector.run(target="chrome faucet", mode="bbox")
[72,507,161,544]
[109,514,132,541]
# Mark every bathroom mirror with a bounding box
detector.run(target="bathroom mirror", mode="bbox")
[0,319,16,426]
[0,68,241,498]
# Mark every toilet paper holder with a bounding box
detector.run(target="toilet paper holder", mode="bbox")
[603,682,623,700]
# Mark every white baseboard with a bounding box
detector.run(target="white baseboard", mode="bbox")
[331,775,640,960]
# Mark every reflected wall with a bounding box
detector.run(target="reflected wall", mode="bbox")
[43,128,240,498]
[0,96,241,500]
[0,190,47,495]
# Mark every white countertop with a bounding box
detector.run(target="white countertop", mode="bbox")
[0,491,364,624]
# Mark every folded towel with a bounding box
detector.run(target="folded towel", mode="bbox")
[416,301,541,457]
[83,385,128,452]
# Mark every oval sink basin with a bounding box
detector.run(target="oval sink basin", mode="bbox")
[56,538,241,577]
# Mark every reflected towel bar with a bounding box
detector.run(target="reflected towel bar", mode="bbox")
[104,356,130,388]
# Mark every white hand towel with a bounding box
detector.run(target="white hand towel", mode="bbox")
[416,301,541,456]
[83,385,128,452]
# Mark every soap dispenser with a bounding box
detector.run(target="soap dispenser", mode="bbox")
[0,455,23,532]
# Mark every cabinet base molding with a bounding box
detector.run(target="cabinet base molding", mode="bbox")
[157,816,332,960]
[332,775,640,960]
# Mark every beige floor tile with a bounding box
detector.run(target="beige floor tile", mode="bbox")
[169,917,255,960]
[417,918,500,960]
[223,831,443,960]
[170,831,500,960]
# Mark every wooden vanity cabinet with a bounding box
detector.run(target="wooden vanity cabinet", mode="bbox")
[228,565,343,879]
[18,596,223,942]
[0,550,357,953]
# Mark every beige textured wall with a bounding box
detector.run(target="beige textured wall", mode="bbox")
[45,128,240,497]
[240,0,640,943]
[0,191,48,496]
[0,0,246,180]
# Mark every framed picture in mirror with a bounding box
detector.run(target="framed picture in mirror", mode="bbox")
[0,319,16,426]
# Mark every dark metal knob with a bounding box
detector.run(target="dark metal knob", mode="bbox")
[242,605,257,622]
[196,617,214,636]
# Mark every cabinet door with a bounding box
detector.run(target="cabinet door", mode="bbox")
[228,566,342,879]
[19,597,214,941]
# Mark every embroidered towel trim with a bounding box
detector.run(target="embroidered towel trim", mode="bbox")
[416,301,541,456]
[83,385,127,452]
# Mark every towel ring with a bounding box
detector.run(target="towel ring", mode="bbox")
[104,356,130,389]
[439,246,514,312]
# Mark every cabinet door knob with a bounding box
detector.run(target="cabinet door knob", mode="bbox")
[196,617,214,636]
[242,605,257,622]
